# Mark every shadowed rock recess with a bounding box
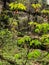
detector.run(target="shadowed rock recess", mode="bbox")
[0,0,49,65]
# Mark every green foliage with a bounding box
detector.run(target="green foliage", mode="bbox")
[29,22,49,34]
[0,29,12,38]
[30,39,41,46]
[41,9,49,14]
[42,23,49,33]
[0,61,2,65]
[28,22,34,26]
[28,22,37,26]
[35,23,49,34]
[17,36,31,45]
[9,2,26,11]
[14,53,21,59]
[35,24,42,33]
[42,54,49,61]
[32,3,41,9]
[27,49,41,59]
[24,35,31,42]
[28,22,41,33]
[0,29,13,46]
[17,37,25,45]
[17,34,49,47]
[9,18,18,26]
[8,18,18,32]
[41,34,49,45]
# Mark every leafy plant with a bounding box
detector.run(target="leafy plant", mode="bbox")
[41,34,49,45]
[9,2,26,11]
[32,3,41,9]
[28,22,38,31]
[17,37,25,45]
[42,23,49,33]
[41,9,49,14]
[32,3,41,12]
[35,24,42,33]
[24,35,31,42]
[17,35,31,45]
[27,49,41,59]
[30,39,41,47]
[29,22,49,34]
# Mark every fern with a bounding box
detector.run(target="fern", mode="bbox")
[27,49,41,59]
[35,24,42,33]
[41,34,49,45]
[42,23,49,33]
[30,39,41,46]
[17,38,25,45]
[41,9,49,14]
[32,3,41,9]
[9,3,26,11]
[24,35,31,42]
